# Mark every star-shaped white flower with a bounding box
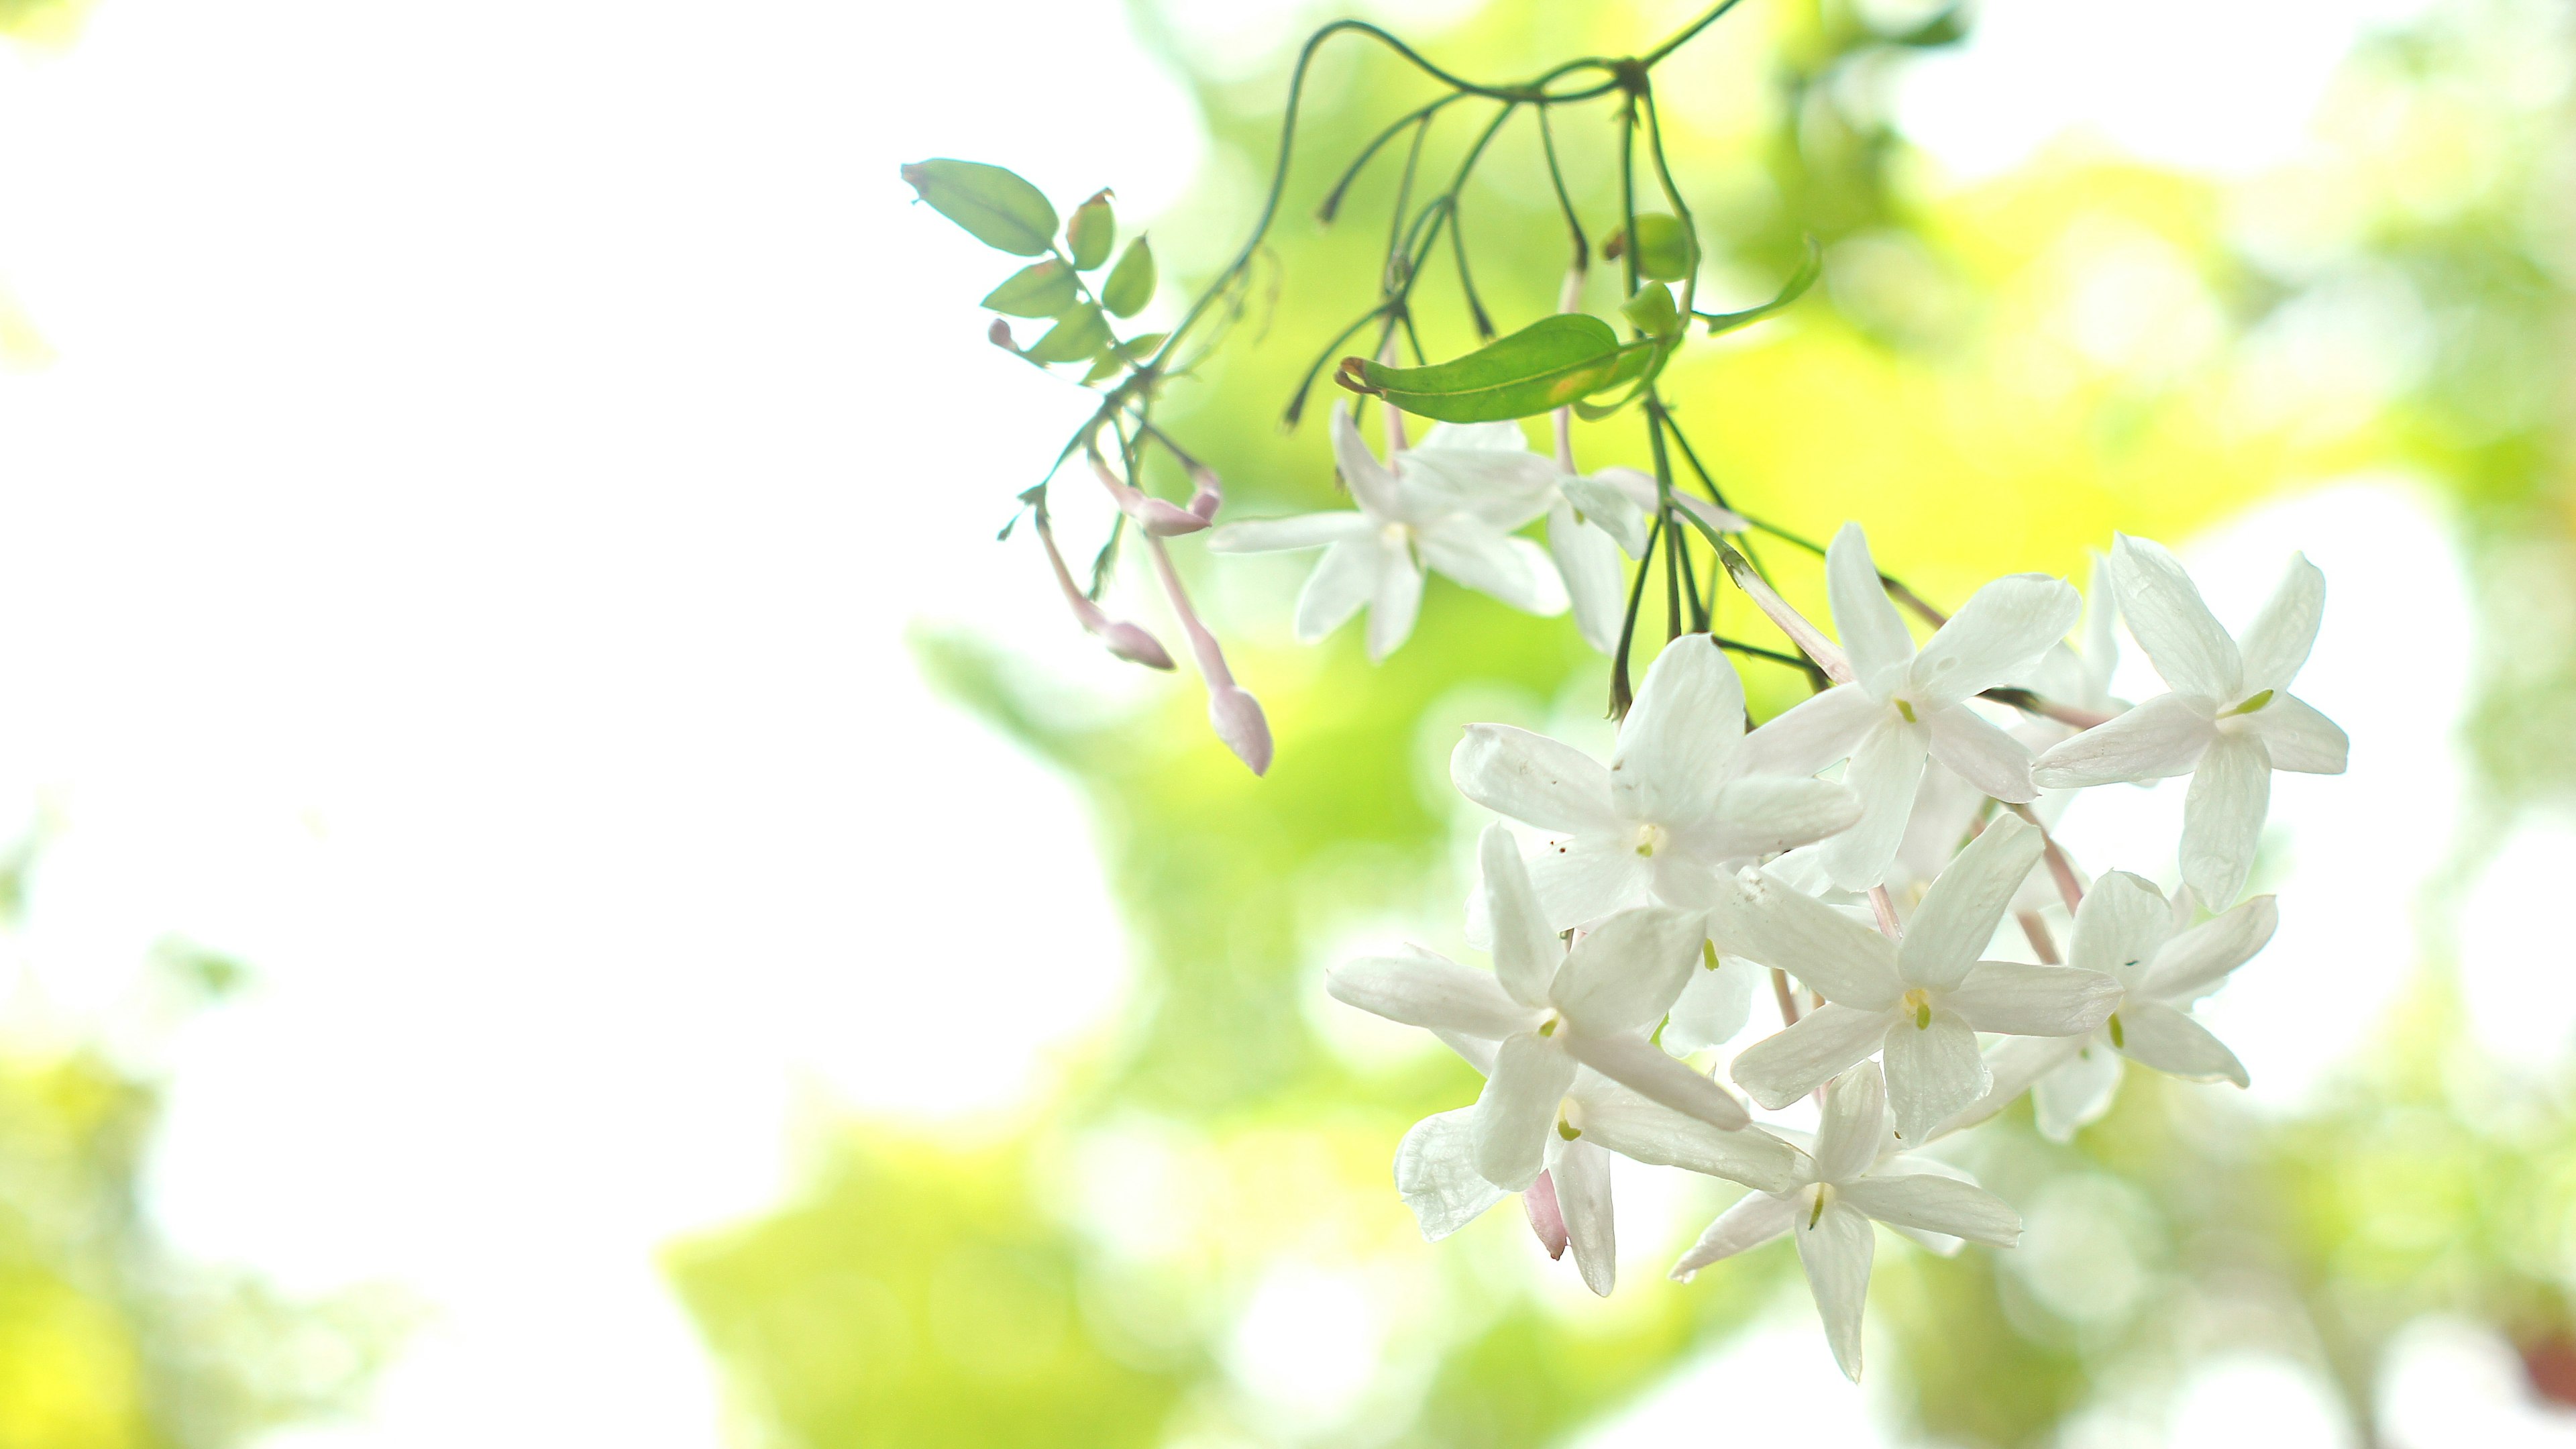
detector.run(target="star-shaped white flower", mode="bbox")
[1965,871,2277,1140]
[1395,1035,1804,1296]
[1750,525,2082,890]
[1667,1061,2022,1382]
[1452,633,1862,928]
[1714,814,2124,1141]
[2031,535,2348,905]
[1205,402,1566,661]
[1328,826,1752,1190]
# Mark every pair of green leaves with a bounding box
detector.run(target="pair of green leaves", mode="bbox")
[904,158,1160,378]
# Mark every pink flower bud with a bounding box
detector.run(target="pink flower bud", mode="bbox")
[1185,465,1224,525]
[1523,1170,1569,1260]
[1208,684,1273,776]
[988,319,1016,351]
[1098,618,1175,670]
[1133,496,1209,537]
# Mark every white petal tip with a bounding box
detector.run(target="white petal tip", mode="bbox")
[1210,686,1274,775]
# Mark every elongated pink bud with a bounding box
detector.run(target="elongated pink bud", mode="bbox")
[1145,533,1271,775]
[1524,1170,1569,1260]
[1036,514,1174,670]
[1184,464,1223,525]
[1090,453,1209,537]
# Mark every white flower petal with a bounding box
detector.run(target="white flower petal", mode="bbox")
[1529,833,1653,931]
[1328,954,1540,1038]
[1483,823,1561,1010]
[1552,906,1707,1035]
[1417,521,1543,610]
[2030,692,2218,787]
[2248,692,2348,775]
[1797,1200,1876,1383]
[1613,635,1746,822]
[1415,419,1533,453]
[1331,400,1403,519]
[1826,524,1917,698]
[2110,533,2243,699]
[1938,1034,2086,1141]
[1814,1060,1891,1183]
[1648,852,1732,912]
[1730,1004,1895,1111]
[1564,1032,1750,1130]
[1560,474,1651,556]
[1838,1173,2021,1248]
[1709,869,1906,1010]
[1820,713,1930,892]
[2069,870,2174,991]
[2140,894,2277,1002]
[1365,542,1424,662]
[1205,511,1375,553]
[1924,703,2039,803]
[1474,1032,1578,1191]
[1732,684,1882,778]
[1901,814,2045,991]
[1578,1085,1805,1193]
[1670,1191,1799,1281]
[2115,1001,2249,1085]
[1451,723,1620,835]
[1908,574,2084,706]
[1663,949,1756,1053]
[1507,537,1571,616]
[2238,551,2324,695]
[1293,539,1379,642]
[1882,1010,1988,1143]
[1700,777,1864,861]
[2030,1038,2123,1142]
[1945,961,2125,1036]
[2081,551,2121,702]
[2181,732,2271,906]
[1395,1108,1510,1240]
[1552,1136,1618,1297]
[1549,501,1631,655]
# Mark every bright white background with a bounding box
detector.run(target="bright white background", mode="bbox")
[0,1,2562,1446]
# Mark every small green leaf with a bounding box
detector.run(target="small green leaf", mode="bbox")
[1619,284,1683,339]
[1569,343,1668,421]
[979,260,1079,318]
[1024,305,1112,364]
[1102,237,1156,317]
[1081,350,1126,384]
[1701,237,1823,336]
[899,158,1057,257]
[1606,213,1698,282]
[1338,314,1632,423]
[1118,331,1168,362]
[1067,190,1116,270]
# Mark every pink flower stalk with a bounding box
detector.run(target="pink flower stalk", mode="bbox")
[1144,533,1273,775]
[1035,513,1174,670]
[1089,452,1212,538]
[1523,1169,1570,1260]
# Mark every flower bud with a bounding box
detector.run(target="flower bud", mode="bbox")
[987,318,1016,351]
[1098,618,1175,670]
[1184,465,1223,525]
[1208,684,1273,776]
[1133,496,1209,537]
[1523,1169,1569,1260]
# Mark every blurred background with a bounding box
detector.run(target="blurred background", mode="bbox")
[0,0,2571,1444]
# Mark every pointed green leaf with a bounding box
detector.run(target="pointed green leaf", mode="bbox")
[1700,237,1823,336]
[979,260,1079,319]
[1102,237,1156,318]
[1067,191,1116,270]
[899,158,1057,257]
[1341,314,1630,423]
[1081,349,1127,384]
[1118,331,1169,363]
[1024,305,1112,364]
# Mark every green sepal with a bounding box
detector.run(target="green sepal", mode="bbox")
[979,260,1079,319]
[899,158,1058,257]
[1067,190,1116,270]
[1338,314,1642,423]
[1701,237,1823,337]
[1607,213,1697,283]
[1620,284,1684,339]
[1101,237,1156,318]
[1024,305,1112,364]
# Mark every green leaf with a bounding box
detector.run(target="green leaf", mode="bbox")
[1102,237,1155,318]
[900,159,1057,257]
[1607,213,1698,283]
[1570,343,1668,421]
[1081,350,1126,384]
[979,260,1079,319]
[1024,305,1112,365]
[1699,237,1823,337]
[1118,331,1168,362]
[1341,315,1631,423]
[1619,284,1683,339]
[1067,191,1116,270]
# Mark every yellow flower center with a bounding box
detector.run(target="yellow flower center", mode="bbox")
[1633,822,1668,858]
[1902,987,1933,1030]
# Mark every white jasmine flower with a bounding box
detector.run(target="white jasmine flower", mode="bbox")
[1395,1036,1805,1296]
[1668,1061,2022,1381]
[1747,525,2083,890]
[1328,826,1753,1191]
[1977,871,2277,1140]
[1206,402,1566,661]
[2031,536,2348,905]
[1450,634,1863,928]
[1715,815,2123,1141]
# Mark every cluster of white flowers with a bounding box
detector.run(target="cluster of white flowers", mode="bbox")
[1226,408,2345,1381]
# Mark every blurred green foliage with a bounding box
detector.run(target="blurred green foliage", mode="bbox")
[678,1,2576,1444]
